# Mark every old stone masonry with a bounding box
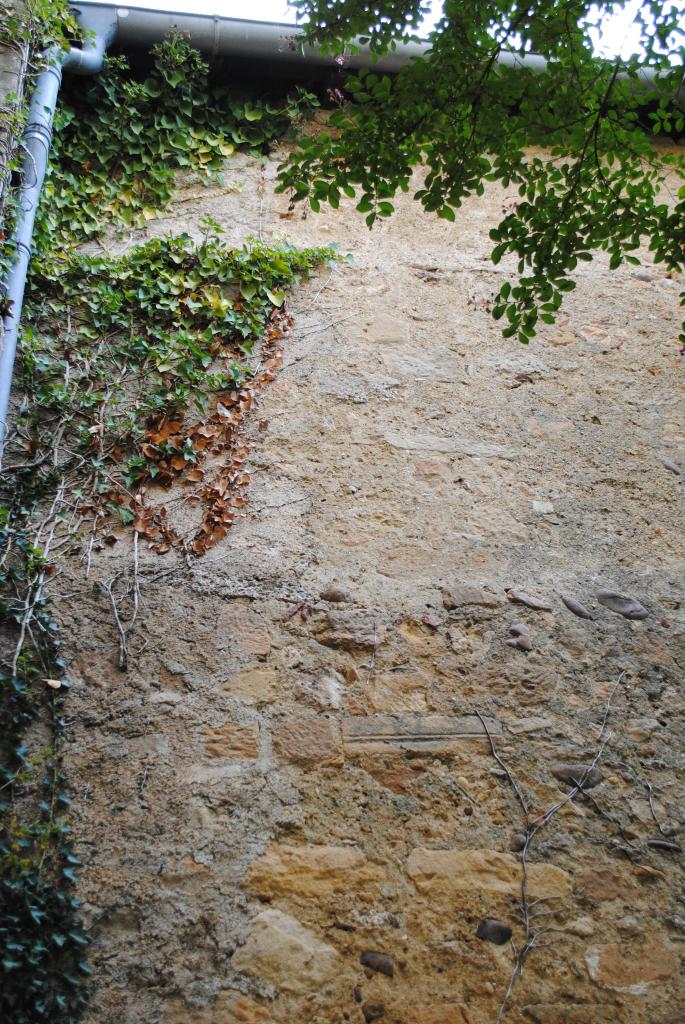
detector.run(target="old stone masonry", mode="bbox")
[61,149,684,1024]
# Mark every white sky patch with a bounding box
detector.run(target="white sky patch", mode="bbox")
[88,0,684,57]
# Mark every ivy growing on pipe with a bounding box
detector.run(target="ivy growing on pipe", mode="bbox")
[0,0,80,288]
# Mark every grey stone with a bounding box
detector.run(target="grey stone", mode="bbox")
[551,763,603,789]
[383,430,514,459]
[320,582,353,603]
[442,584,502,610]
[660,456,682,476]
[476,919,512,945]
[560,594,593,619]
[360,950,394,977]
[597,589,649,620]
[566,916,595,937]
[506,589,553,611]
[616,916,640,933]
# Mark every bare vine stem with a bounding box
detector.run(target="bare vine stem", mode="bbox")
[102,531,141,671]
[475,669,625,1024]
[9,481,65,677]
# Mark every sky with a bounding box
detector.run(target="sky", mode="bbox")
[88,0,684,59]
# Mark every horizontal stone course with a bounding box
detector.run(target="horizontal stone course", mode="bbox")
[272,717,343,767]
[343,714,500,755]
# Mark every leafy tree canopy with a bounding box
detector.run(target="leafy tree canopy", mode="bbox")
[277,1,685,342]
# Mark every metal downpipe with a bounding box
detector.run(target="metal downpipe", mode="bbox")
[0,11,117,462]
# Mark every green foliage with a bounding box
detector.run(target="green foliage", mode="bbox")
[1,864,89,1024]
[36,34,317,252]
[290,0,431,54]
[1,9,90,1021]
[0,0,81,279]
[0,501,89,1024]
[22,231,336,494]
[0,0,79,55]
[279,0,685,343]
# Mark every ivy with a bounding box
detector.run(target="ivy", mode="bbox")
[0,496,90,1024]
[0,0,80,286]
[35,33,317,253]
[20,226,336,553]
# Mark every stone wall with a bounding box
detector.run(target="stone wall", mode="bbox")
[59,145,683,1024]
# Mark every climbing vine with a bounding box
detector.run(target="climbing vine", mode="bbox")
[20,228,335,554]
[36,32,317,253]
[0,0,79,282]
[1,488,90,1024]
[1,31,333,1022]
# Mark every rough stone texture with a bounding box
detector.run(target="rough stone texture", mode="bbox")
[272,717,344,767]
[204,722,259,759]
[231,908,340,994]
[523,1007,616,1024]
[406,847,570,898]
[585,941,678,994]
[367,670,429,712]
[405,1007,474,1024]
[245,844,385,897]
[0,1,28,211]
[165,993,271,1023]
[223,666,279,705]
[47,140,684,1024]
[316,606,390,649]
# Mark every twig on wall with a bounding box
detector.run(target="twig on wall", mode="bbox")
[102,532,141,671]
[475,669,625,1023]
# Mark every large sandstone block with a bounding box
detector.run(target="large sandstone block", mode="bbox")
[204,722,258,758]
[272,717,343,767]
[441,585,503,610]
[576,866,636,902]
[232,908,340,994]
[585,941,677,995]
[406,848,570,899]
[316,606,389,650]
[368,671,429,712]
[223,667,279,705]
[218,602,271,656]
[245,843,385,897]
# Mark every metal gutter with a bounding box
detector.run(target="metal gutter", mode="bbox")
[75,3,665,81]
[73,4,427,71]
